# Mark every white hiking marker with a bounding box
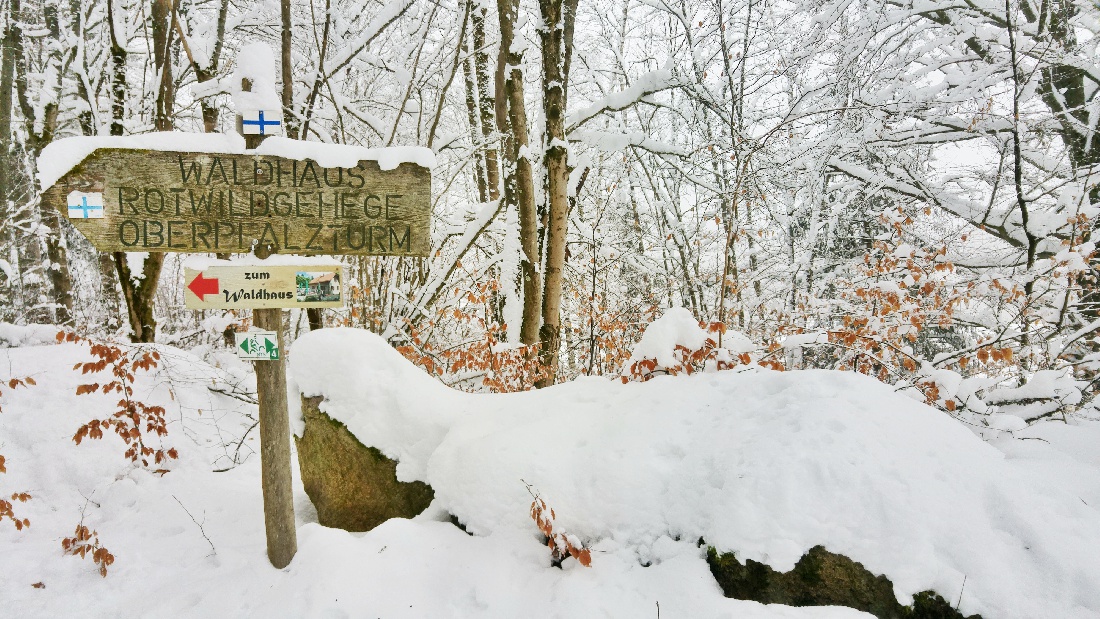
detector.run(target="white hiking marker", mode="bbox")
[67,191,104,219]
[241,109,283,135]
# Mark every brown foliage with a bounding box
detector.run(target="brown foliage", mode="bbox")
[62,524,115,577]
[60,330,177,468]
[397,280,546,393]
[0,373,36,531]
[526,483,592,568]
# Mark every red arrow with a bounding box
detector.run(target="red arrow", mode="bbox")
[188,272,220,300]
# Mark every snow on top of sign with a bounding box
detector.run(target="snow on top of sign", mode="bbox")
[183,254,344,269]
[38,133,435,191]
[37,132,245,190]
[290,326,1100,619]
[254,137,435,171]
[231,42,281,113]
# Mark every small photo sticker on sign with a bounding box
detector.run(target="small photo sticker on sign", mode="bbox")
[67,191,105,219]
[296,271,341,303]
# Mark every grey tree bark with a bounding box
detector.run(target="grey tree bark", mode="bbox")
[496,0,541,348]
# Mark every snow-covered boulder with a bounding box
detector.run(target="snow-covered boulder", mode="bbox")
[295,394,434,531]
[290,327,1100,619]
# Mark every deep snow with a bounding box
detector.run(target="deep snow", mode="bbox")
[0,326,1097,618]
[290,328,1100,619]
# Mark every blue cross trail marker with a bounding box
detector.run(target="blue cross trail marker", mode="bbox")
[241,110,282,136]
[67,191,104,219]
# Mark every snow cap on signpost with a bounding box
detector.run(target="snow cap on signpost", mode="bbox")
[232,43,283,136]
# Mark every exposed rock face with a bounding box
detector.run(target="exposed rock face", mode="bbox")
[296,396,434,532]
[706,545,981,619]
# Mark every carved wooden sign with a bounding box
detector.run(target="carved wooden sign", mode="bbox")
[42,149,431,256]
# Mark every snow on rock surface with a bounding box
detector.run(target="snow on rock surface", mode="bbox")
[291,327,1100,619]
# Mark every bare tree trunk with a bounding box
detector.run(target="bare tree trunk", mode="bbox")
[12,0,72,325]
[111,0,173,342]
[496,0,541,347]
[462,24,489,203]
[281,0,321,330]
[281,0,297,140]
[108,0,125,137]
[38,2,72,326]
[69,0,94,135]
[177,0,229,133]
[99,0,130,332]
[534,0,578,386]
[473,3,499,201]
[0,0,16,264]
[152,0,174,133]
[0,0,20,317]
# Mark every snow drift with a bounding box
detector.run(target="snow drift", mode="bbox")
[291,327,1100,619]
[1,339,866,618]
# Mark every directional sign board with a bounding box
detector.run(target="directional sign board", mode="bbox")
[235,330,280,361]
[42,150,430,256]
[184,264,345,310]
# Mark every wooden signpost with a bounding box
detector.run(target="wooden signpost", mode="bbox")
[43,101,431,569]
[41,150,430,256]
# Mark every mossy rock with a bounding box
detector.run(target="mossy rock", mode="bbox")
[706,545,980,619]
[296,395,434,532]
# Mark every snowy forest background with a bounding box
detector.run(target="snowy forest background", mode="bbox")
[2,0,1099,427]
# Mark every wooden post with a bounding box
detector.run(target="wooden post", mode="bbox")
[252,287,297,568]
[244,79,297,569]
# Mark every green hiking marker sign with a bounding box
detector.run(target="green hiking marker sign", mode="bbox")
[236,330,280,361]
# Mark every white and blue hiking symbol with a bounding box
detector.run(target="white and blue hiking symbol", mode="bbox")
[241,109,282,135]
[67,191,104,219]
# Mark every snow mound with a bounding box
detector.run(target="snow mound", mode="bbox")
[231,42,281,113]
[1,338,865,618]
[291,327,1100,619]
[0,323,60,347]
[625,306,713,369]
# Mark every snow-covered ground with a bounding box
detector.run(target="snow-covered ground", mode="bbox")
[2,325,1099,618]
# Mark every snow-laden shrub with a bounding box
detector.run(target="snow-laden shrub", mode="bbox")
[620,307,756,382]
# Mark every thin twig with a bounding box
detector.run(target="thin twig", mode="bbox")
[955,574,967,610]
[172,495,216,556]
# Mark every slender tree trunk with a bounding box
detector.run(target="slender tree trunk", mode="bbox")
[0,0,17,278]
[472,3,499,201]
[185,0,229,133]
[13,1,73,325]
[496,0,541,347]
[108,0,125,137]
[152,0,174,133]
[281,0,297,140]
[99,0,130,331]
[38,4,72,326]
[111,0,173,342]
[462,25,489,203]
[535,0,578,386]
[281,0,321,329]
